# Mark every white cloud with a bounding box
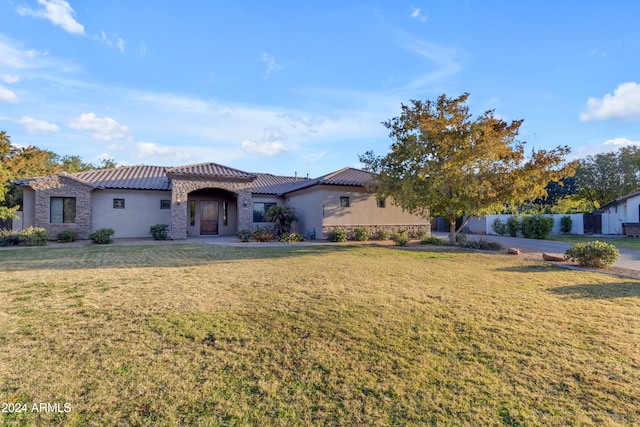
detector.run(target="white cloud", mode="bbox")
[16,0,84,35]
[261,52,283,75]
[241,140,289,156]
[20,116,60,133]
[604,137,640,147]
[1,74,20,83]
[411,7,428,22]
[95,31,126,53]
[0,84,18,103]
[68,112,129,140]
[580,82,640,122]
[135,142,192,161]
[396,36,462,92]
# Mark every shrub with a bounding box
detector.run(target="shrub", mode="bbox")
[328,229,348,242]
[89,228,115,244]
[520,214,554,239]
[492,218,508,236]
[149,224,170,240]
[455,233,467,245]
[391,230,409,246]
[420,236,449,246]
[20,226,49,246]
[252,228,274,242]
[57,229,79,243]
[375,229,390,241]
[0,229,22,247]
[560,215,573,234]
[236,228,252,242]
[565,241,620,268]
[459,237,503,251]
[279,232,306,243]
[506,216,520,237]
[353,227,371,242]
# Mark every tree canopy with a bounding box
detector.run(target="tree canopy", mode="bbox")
[0,131,117,220]
[360,93,575,243]
[573,146,640,209]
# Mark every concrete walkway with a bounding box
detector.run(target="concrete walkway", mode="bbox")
[432,232,640,272]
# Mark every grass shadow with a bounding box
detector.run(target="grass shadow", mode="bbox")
[549,282,640,299]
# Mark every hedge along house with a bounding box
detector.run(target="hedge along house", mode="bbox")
[14,162,429,240]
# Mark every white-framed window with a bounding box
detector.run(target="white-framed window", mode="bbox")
[376,198,386,208]
[340,196,350,207]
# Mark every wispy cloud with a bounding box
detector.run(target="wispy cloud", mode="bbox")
[0,84,18,103]
[395,36,462,92]
[1,74,20,83]
[241,127,290,156]
[580,82,640,122]
[68,112,129,140]
[411,7,428,22]
[95,31,125,53]
[20,116,60,133]
[261,52,283,75]
[16,0,84,35]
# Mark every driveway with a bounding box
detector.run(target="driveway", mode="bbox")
[432,232,640,272]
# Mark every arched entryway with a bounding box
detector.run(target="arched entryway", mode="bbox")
[187,188,237,236]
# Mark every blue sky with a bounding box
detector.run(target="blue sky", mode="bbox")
[1,1,639,177]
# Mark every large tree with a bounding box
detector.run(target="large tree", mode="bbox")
[574,146,640,209]
[360,93,575,244]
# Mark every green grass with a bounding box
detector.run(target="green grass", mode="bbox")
[548,234,640,250]
[1,244,639,426]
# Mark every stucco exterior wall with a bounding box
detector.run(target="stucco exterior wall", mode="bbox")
[250,196,283,232]
[285,188,323,237]
[92,189,172,238]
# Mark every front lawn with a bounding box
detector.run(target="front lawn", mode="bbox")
[1,244,639,426]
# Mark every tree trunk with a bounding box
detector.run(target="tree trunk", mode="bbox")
[448,214,457,245]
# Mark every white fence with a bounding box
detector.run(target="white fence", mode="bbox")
[466,214,585,235]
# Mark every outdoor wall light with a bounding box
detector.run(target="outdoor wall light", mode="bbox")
[243,198,248,208]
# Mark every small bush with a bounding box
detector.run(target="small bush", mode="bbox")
[459,237,504,251]
[420,236,449,246]
[391,230,409,246]
[90,228,115,244]
[0,228,22,247]
[20,226,49,246]
[328,229,348,242]
[149,224,170,240]
[375,229,390,241]
[506,216,520,237]
[236,228,252,242]
[57,229,79,243]
[520,214,554,239]
[560,215,573,234]
[279,232,305,243]
[492,218,508,236]
[252,228,274,242]
[455,233,467,245]
[353,227,371,242]
[565,241,620,268]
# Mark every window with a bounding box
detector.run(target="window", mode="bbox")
[113,198,125,209]
[376,198,386,208]
[50,197,76,223]
[340,197,350,207]
[160,200,171,209]
[189,200,196,226]
[253,202,276,222]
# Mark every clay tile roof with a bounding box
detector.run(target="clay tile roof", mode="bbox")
[317,167,376,186]
[251,173,312,195]
[72,165,171,190]
[166,162,256,180]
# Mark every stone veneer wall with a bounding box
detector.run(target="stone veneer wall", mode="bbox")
[322,224,431,240]
[170,177,253,239]
[29,175,93,239]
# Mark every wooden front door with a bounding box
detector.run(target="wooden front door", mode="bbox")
[200,202,219,235]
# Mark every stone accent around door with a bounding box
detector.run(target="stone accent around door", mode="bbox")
[170,177,254,239]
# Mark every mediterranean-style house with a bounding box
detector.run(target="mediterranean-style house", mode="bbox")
[13,162,429,240]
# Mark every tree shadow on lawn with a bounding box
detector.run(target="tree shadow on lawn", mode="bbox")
[0,243,361,272]
[549,282,640,299]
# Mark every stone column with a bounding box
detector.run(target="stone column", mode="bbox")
[170,185,189,239]
[237,189,253,230]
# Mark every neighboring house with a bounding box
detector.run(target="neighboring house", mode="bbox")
[600,190,640,235]
[13,162,429,240]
